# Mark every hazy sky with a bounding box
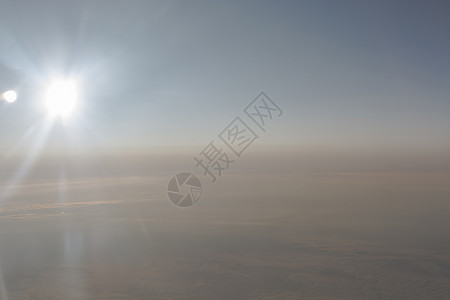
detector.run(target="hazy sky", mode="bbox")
[0,0,449,152]
[1,1,450,299]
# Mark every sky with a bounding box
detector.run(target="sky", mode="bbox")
[0,1,449,299]
[0,0,449,150]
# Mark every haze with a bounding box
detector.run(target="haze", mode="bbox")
[0,1,449,299]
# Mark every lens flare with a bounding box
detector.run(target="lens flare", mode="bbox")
[3,90,17,103]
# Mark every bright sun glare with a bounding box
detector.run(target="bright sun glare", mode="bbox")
[44,78,78,120]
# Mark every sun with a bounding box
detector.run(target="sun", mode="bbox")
[44,78,78,120]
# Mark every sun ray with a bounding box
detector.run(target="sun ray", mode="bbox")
[0,121,53,203]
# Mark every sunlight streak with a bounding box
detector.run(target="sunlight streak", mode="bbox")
[0,121,53,203]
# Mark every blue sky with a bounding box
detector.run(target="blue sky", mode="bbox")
[0,0,449,152]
